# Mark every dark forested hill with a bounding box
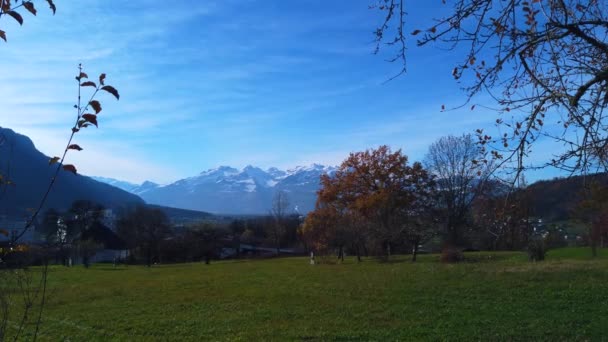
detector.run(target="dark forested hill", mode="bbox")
[525,173,608,221]
[0,127,144,218]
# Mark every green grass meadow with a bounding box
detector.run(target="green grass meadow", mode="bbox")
[5,248,608,341]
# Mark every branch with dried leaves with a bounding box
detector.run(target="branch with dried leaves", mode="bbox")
[1,65,119,341]
[373,0,608,177]
[0,0,56,42]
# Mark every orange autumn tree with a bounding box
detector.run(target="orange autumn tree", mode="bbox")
[302,145,438,261]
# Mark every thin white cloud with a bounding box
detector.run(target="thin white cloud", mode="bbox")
[9,126,179,184]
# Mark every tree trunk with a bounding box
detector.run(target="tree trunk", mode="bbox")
[356,246,361,262]
[412,242,419,262]
[146,247,152,267]
[338,246,344,262]
[591,225,599,258]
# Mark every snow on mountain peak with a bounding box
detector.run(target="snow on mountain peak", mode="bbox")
[199,166,239,177]
[287,163,336,175]
[94,164,338,214]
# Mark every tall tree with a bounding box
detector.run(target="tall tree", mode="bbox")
[311,145,438,260]
[65,200,104,239]
[393,162,441,261]
[472,179,533,251]
[185,223,227,264]
[372,0,608,176]
[117,206,172,266]
[63,201,105,267]
[425,134,492,248]
[38,208,61,244]
[576,180,608,257]
[269,190,290,255]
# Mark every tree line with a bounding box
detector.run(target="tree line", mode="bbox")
[18,199,305,268]
[300,135,608,263]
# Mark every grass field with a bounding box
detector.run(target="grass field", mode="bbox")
[4,248,608,341]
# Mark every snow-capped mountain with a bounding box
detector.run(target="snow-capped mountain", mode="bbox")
[132,181,160,196]
[91,177,160,196]
[95,165,336,215]
[91,176,140,192]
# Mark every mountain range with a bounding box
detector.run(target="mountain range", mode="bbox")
[3,127,603,221]
[93,164,336,215]
[0,127,144,218]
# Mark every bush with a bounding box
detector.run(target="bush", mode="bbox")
[527,238,546,262]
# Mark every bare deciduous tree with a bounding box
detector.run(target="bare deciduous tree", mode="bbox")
[117,206,172,266]
[425,134,493,248]
[372,0,608,176]
[269,190,290,255]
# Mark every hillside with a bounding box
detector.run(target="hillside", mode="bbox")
[0,127,144,218]
[525,173,608,221]
[148,205,216,224]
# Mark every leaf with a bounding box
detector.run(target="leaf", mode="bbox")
[23,1,36,15]
[46,0,56,14]
[101,85,120,100]
[63,164,77,175]
[0,30,6,42]
[441,104,445,111]
[79,72,88,79]
[471,105,476,110]
[89,100,101,114]
[49,156,60,165]
[7,11,23,25]
[411,29,421,35]
[99,73,106,86]
[0,229,8,237]
[82,113,98,127]
[68,144,83,151]
[81,81,96,88]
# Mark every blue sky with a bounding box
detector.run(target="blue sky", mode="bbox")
[0,0,565,184]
